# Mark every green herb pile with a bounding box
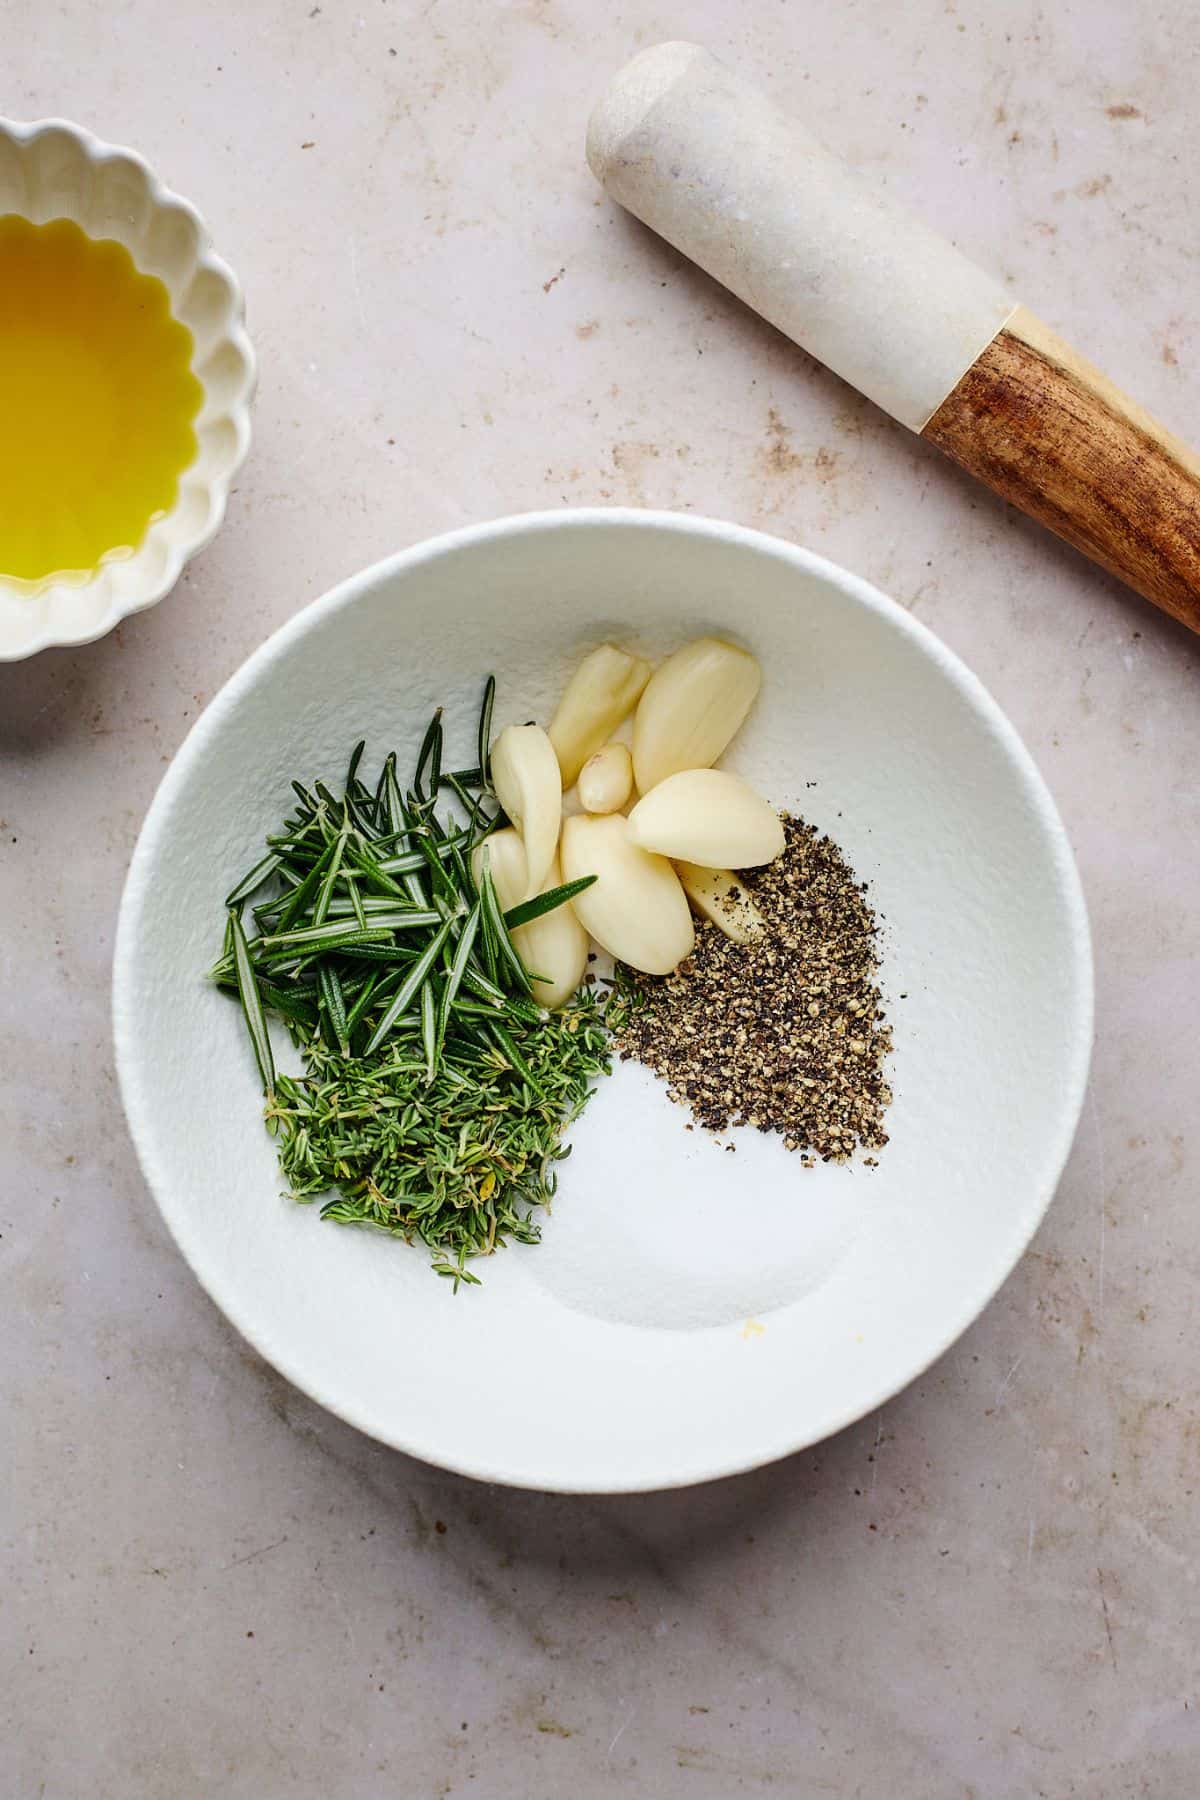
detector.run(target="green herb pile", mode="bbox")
[209,679,612,1287]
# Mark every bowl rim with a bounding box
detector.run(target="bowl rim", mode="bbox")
[0,115,256,661]
[113,507,1094,1492]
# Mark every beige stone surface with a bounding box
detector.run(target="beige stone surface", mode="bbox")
[3,2,1199,1795]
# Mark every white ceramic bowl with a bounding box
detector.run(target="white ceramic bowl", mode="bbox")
[114,511,1092,1492]
[0,118,255,660]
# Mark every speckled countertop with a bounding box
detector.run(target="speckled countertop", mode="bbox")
[4,3,1200,1795]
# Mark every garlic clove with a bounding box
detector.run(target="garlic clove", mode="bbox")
[512,855,590,1009]
[561,813,694,976]
[471,826,527,914]
[675,861,766,944]
[628,769,784,868]
[578,741,634,815]
[549,644,652,788]
[632,636,761,794]
[490,723,562,897]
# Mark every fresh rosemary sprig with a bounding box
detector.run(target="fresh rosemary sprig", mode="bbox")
[209,676,607,1287]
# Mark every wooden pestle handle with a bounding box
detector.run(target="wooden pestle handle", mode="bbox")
[589,44,1200,637]
[923,306,1200,633]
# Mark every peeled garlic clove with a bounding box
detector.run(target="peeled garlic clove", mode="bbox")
[628,769,784,869]
[561,813,694,976]
[578,741,634,815]
[490,723,562,897]
[675,862,766,944]
[549,645,652,788]
[512,855,589,1009]
[632,637,761,794]
[471,826,527,914]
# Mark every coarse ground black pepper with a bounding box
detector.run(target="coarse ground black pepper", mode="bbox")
[613,815,892,1163]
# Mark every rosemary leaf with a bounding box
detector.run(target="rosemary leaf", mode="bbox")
[437,900,481,1052]
[381,754,404,835]
[477,675,495,787]
[345,876,368,929]
[225,850,282,909]
[488,1019,542,1094]
[274,837,336,934]
[504,874,597,930]
[413,708,444,805]
[229,907,275,1097]
[363,919,453,1054]
[344,971,380,1035]
[258,921,399,956]
[318,961,350,1056]
[479,862,534,996]
[312,818,349,927]
[421,979,438,1082]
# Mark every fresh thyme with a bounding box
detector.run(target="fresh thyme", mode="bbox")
[269,992,612,1285]
[209,677,609,1286]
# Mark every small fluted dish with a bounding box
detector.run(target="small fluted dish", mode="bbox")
[0,118,255,661]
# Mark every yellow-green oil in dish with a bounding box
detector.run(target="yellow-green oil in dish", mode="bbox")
[0,215,202,589]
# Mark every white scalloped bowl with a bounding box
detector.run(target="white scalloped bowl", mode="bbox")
[0,118,255,660]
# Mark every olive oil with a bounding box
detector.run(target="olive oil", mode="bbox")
[0,215,202,588]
